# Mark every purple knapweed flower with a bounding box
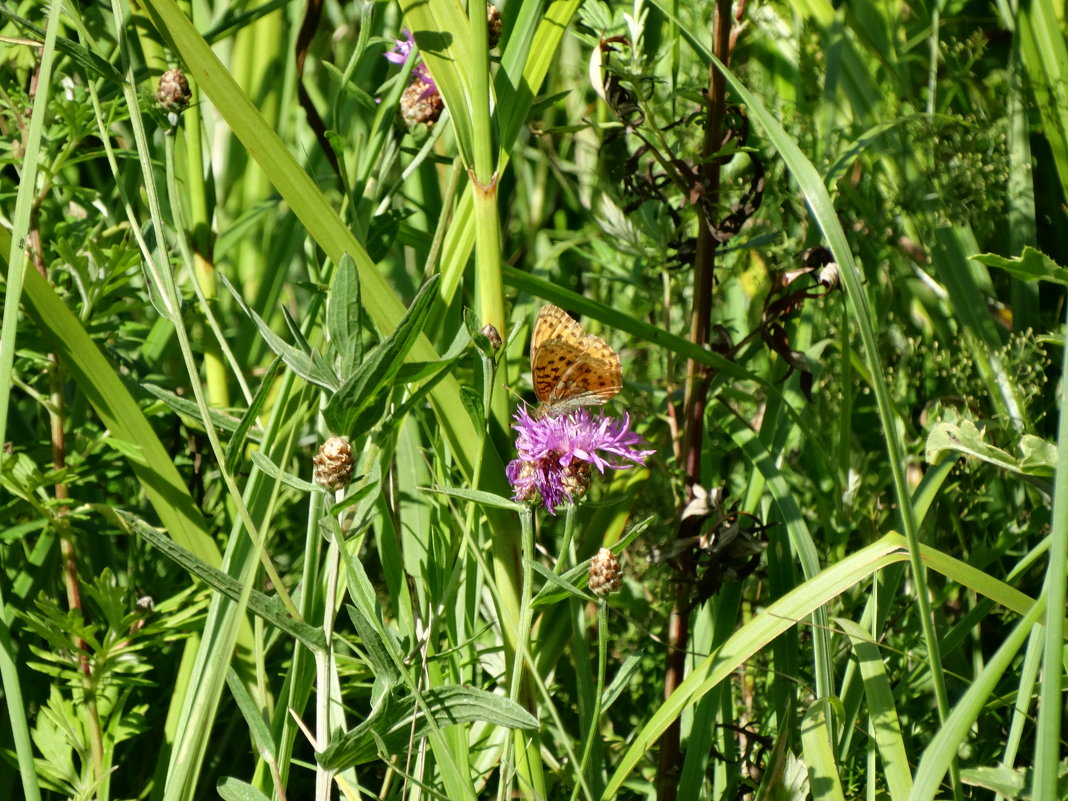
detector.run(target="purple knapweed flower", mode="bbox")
[506,407,654,514]
[384,30,439,114]
[384,30,415,65]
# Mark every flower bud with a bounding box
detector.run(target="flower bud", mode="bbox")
[588,548,622,596]
[313,436,354,491]
[156,68,191,113]
[480,323,502,351]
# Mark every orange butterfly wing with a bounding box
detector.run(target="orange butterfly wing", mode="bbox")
[530,305,622,415]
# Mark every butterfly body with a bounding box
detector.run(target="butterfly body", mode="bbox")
[530,305,622,418]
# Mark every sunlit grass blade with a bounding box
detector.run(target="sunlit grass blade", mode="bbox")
[652,0,954,776]
[836,619,913,800]
[801,698,846,801]
[908,600,1046,801]
[139,0,510,483]
[602,534,909,797]
[1031,300,1068,798]
[1017,0,1068,201]
[435,0,582,308]
[723,412,834,697]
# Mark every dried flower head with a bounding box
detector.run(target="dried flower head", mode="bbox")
[506,407,654,514]
[487,3,502,48]
[400,73,443,126]
[314,436,354,491]
[385,30,442,126]
[156,68,191,113]
[588,548,622,596]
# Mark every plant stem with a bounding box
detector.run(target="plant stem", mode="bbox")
[316,492,344,801]
[570,600,608,801]
[501,507,537,801]
[661,3,734,799]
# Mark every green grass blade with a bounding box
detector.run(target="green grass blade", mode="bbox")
[652,0,955,767]
[436,0,582,308]
[139,0,507,489]
[1031,301,1068,799]
[397,0,476,169]
[908,600,1045,801]
[15,267,220,567]
[0,7,63,797]
[602,534,910,797]
[1017,0,1068,201]
[801,698,846,801]
[836,619,913,800]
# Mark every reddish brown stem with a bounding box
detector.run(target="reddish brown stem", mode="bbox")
[659,3,735,799]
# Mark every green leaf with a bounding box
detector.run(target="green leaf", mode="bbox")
[326,254,364,377]
[423,486,525,512]
[105,508,325,651]
[13,259,221,570]
[973,246,1068,286]
[324,275,441,436]
[530,562,591,607]
[925,419,1056,478]
[754,723,810,801]
[223,356,282,471]
[959,765,1029,797]
[318,685,538,770]
[0,6,124,82]
[224,669,276,763]
[601,651,643,714]
[142,383,244,433]
[216,777,272,801]
[800,698,845,801]
[343,602,402,687]
[603,536,909,797]
[909,602,1045,801]
[397,0,477,168]
[836,619,913,800]
[219,273,339,392]
[249,451,320,493]
[1018,0,1068,202]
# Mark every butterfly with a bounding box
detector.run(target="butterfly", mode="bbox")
[530,304,622,417]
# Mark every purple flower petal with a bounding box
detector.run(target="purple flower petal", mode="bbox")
[507,407,654,514]
[384,30,415,65]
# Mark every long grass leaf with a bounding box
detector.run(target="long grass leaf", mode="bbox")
[652,0,955,768]
[138,0,494,481]
[1031,299,1068,798]
[603,534,909,797]
[800,698,846,801]
[836,618,913,800]
[1017,0,1068,200]
[908,600,1045,801]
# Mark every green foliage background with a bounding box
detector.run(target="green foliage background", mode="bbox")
[1,0,1066,799]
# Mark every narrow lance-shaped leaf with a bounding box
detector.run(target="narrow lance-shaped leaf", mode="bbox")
[324,274,441,435]
[318,685,538,770]
[105,508,325,651]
